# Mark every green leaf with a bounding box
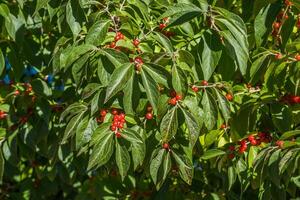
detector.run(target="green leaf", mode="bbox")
[172,151,193,185]
[122,128,143,144]
[35,0,50,14]
[250,53,270,84]
[31,78,52,97]
[280,130,300,140]
[141,68,160,114]
[254,4,281,47]
[143,64,169,87]
[91,90,101,115]
[104,63,134,102]
[132,140,146,170]
[198,31,222,80]
[0,50,4,75]
[180,106,201,148]
[160,106,178,142]
[205,130,221,147]
[201,91,218,130]
[72,53,89,85]
[201,149,226,160]
[172,65,187,95]
[162,152,171,180]
[66,1,81,39]
[62,111,86,143]
[153,32,173,53]
[115,140,131,181]
[101,49,130,68]
[159,3,202,28]
[271,103,292,132]
[86,20,110,46]
[228,166,236,190]
[60,44,95,70]
[88,131,114,170]
[123,75,140,114]
[60,103,88,122]
[0,145,4,184]
[76,117,96,150]
[214,88,231,123]
[82,83,102,99]
[150,149,165,187]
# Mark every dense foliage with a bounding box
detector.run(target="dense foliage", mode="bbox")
[1,0,300,199]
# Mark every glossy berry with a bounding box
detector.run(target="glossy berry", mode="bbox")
[134,57,143,64]
[295,55,300,61]
[228,153,235,159]
[238,145,247,154]
[100,109,107,117]
[0,111,7,119]
[14,90,20,96]
[109,42,116,48]
[285,0,292,6]
[273,22,281,29]
[169,98,177,106]
[275,53,282,60]
[276,140,284,149]
[175,94,182,101]
[111,108,118,115]
[220,124,226,129]
[192,85,199,92]
[119,113,125,119]
[145,112,153,120]
[226,93,233,101]
[163,143,169,150]
[159,23,166,29]
[201,80,208,86]
[133,39,140,47]
[249,139,257,146]
[115,131,122,138]
[248,134,255,141]
[111,125,117,131]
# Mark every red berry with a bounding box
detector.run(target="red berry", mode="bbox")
[285,0,292,6]
[201,80,208,86]
[20,116,28,124]
[275,53,282,60]
[295,55,300,61]
[249,139,257,146]
[175,94,182,101]
[119,113,125,119]
[192,85,199,92]
[14,90,20,96]
[118,123,123,129]
[111,108,118,115]
[159,23,166,29]
[145,112,153,120]
[120,118,126,123]
[273,22,281,29]
[238,146,247,154]
[248,134,255,141]
[0,111,7,119]
[115,131,122,138]
[109,42,116,48]
[112,121,119,126]
[276,140,284,148]
[228,145,235,151]
[111,125,117,131]
[220,124,226,129]
[226,93,233,101]
[228,153,235,159]
[134,57,143,64]
[100,109,107,117]
[239,140,247,147]
[169,98,177,106]
[163,143,169,150]
[133,39,140,47]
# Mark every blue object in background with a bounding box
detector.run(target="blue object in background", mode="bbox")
[3,74,11,85]
[24,66,38,77]
[5,57,11,71]
[55,82,64,91]
[46,74,54,84]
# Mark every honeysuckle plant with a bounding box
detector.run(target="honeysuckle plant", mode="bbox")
[0,0,300,199]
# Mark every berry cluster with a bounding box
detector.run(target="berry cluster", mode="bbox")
[109,32,125,49]
[110,109,126,138]
[159,17,175,38]
[168,90,182,106]
[280,94,300,104]
[227,132,273,159]
[145,104,153,120]
[134,57,143,71]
